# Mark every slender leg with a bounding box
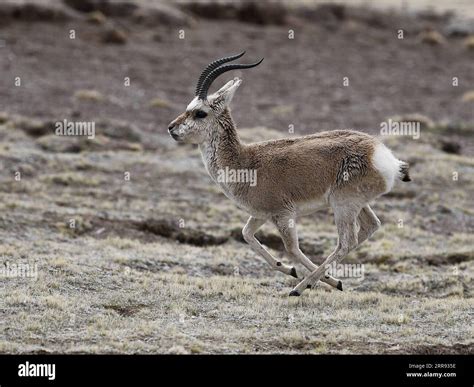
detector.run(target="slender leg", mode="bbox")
[273,215,343,290]
[289,206,359,296]
[242,216,297,278]
[357,205,380,245]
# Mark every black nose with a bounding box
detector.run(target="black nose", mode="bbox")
[168,123,175,131]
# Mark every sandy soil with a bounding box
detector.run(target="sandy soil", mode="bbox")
[0,0,473,354]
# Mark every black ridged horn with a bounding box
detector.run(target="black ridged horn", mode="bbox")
[198,58,264,100]
[195,52,246,96]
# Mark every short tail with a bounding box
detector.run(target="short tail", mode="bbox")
[399,161,411,182]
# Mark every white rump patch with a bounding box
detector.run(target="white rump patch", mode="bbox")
[372,143,402,192]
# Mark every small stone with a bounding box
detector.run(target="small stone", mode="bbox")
[149,98,171,109]
[74,89,104,102]
[464,35,474,50]
[102,27,127,45]
[440,140,461,154]
[87,10,106,24]
[418,28,446,45]
[168,345,188,354]
[461,90,474,103]
[445,17,474,37]
[0,111,9,124]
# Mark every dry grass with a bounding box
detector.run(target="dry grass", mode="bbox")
[1,236,472,354]
[0,114,473,354]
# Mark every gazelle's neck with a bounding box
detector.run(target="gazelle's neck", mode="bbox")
[199,109,243,180]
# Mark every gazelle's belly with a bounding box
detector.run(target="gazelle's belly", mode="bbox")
[214,179,330,219]
[295,195,330,216]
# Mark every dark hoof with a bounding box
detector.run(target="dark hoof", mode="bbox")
[290,267,298,278]
[337,281,343,291]
[289,290,300,297]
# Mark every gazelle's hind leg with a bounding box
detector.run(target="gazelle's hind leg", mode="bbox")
[357,205,381,245]
[242,216,297,278]
[272,214,343,291]
[289,205,360,296]
[288,205,379,295]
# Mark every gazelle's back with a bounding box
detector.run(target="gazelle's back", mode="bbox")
[241,130,388,215]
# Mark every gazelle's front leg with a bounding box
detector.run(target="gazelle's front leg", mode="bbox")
[242,216,297,278]
[289,206,359,296]
[273,215,343,291]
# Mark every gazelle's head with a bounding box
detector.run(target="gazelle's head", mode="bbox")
[168,52,263,144]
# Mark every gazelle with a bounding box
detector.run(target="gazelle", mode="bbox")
[168,52,411,296]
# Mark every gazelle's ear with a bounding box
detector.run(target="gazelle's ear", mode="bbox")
[209,78,242,107]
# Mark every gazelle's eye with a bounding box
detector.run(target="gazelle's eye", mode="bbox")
[195,110,207,119]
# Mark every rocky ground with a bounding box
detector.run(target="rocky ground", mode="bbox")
[0,0,473,354]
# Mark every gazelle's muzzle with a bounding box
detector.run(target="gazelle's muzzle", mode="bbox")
[167,121,178,140]
[168,125,183,142]
[168,113,188,141]
[168,129,180,141]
